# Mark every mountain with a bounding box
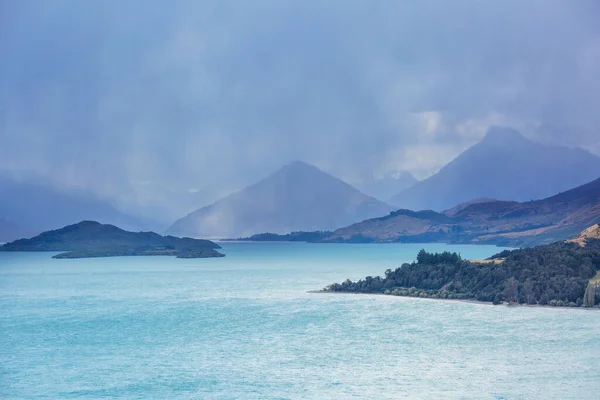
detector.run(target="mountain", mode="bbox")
[567,224,600,247]
[389,127,600,210]
[0,220,224,259]
[117,182,220,225]
[442,198,497,217]
[0,175,157,241]
[0,217,29,243]
[357,172,418,202]
[323,175,600,246]
[167,161,393,238]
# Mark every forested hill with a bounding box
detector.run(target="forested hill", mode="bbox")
[324,239,600,307]
[0,221,225,259]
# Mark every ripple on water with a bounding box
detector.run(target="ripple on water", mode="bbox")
[1,242,599,399]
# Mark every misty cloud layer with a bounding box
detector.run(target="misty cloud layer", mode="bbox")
[1,0,600,220]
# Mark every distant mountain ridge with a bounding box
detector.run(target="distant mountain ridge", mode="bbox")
[167,161,393,238]
[0,175,158,241]
[323,174,600,246]
[389,127,600,211]
[357,171,418,202]
[0,217,29,243]
[442,198,498,217]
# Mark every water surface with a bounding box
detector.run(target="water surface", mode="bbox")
[1,242,599,399]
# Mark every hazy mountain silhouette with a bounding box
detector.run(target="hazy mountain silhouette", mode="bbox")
[389,127,600,210]
[0,217,29,242]
[167,161,393,238]
[357,172,418,202]
[0,175,155,241]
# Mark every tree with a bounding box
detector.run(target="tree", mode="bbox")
[503,278,519,304]
[523,279,536,304]
[417,249,429,264]
[493,293,502,305]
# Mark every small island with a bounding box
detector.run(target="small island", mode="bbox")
[321,230,600,308]
[0,220,225,259]
[230,231,333,242]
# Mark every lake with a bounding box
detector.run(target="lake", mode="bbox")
[1,242,599,399]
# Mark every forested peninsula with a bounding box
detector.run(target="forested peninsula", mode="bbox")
[323,237,600,308]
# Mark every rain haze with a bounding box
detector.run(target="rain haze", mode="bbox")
[4,5,600,398]
[1,0,600,224]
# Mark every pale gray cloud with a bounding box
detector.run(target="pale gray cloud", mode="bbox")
[1,0,599,220]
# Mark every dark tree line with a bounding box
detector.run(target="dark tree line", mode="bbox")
[238,231,332,242]
[325,240,600,307]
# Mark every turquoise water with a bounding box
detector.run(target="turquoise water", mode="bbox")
[2,242,600,399]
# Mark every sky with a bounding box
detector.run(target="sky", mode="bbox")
[1,0,600,220]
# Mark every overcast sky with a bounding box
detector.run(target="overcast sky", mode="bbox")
[1,0,600,218]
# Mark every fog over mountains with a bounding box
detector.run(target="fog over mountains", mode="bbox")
[2,1,600,219]
[389,127,600,211]
[3,3,600,241]
[3,125,600,242]
[167,161,392,238]
[0,176,157,241]
[164,126,600,242]
[357,172,418,203]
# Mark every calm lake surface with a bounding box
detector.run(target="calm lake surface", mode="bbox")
[1,242,599,399]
